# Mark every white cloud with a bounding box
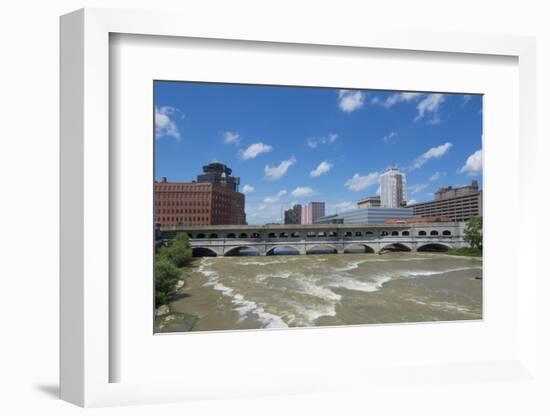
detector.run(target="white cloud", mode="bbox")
[415,93,445,122]
[459,149,483,175]
[307,138,318,149]
[291,187,314,198]
[264,157,296,180]
[222,131,240,145]
[429,172,440,181]
[409,183,429,195]
[375,185,381,196]
[372,92,445,124]
[412,142,452,170]
[462,95,472,106]
[371,92,421,108]
[383,131,398,142]
[155,106,181,140]
[338,90,365,112]
[241,184,254,194]
[407,199,417,205]
[310,161,333,177]
[239,142,273,160]
[307,133,338,149]
[429,171,445,181]
[344,172,380,191]
[264,190,287,203]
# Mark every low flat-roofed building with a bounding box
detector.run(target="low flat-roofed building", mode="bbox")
[315,207,414,224]
[407,182,482,223]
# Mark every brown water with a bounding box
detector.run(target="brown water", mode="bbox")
[155,252,482,333]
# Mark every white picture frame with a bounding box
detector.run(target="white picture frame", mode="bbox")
[60,7,538,408]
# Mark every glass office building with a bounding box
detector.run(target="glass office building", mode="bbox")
[314,207,414,224]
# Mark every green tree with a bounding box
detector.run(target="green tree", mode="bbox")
[163,232,193,267]
[464,216,482,250]
[155,256,181,307]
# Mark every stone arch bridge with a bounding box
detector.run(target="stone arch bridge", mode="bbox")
[159,222,467,256]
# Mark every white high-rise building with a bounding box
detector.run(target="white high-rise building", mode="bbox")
[380,168,407,208]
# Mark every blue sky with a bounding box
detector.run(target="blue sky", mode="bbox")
[155,81,482,225]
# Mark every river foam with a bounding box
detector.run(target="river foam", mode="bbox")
[198,258,288,328]
[326,275,392,293]
[399,266,482,278]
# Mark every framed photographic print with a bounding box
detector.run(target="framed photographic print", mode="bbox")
[60,7,538,408]
[152,81,484,335]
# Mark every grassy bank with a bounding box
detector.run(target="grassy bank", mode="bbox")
[447,247,482,257]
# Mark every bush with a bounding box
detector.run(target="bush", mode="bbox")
[155,256,181,307]
[154,233,193,307]
[164,232,193,267]
[464,217,483,250]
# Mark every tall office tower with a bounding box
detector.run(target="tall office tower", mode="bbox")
[380,168,407,208]
[301,202,326,224]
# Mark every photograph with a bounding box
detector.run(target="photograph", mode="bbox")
[153,81,483,333]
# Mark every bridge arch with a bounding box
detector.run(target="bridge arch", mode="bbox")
[380,242,412,252]
[239,232,248,238]
[266,245,301,256]
[344,243,375,254]
[306,244,338,255]
[227,233,236,238]
[430,230,439,236]
[192,247,218,257]
[417,243,451,252]
[209,233,218,239]
[442,230,452,236]
[225,246,261,256]
[196,233,206,239]
[418,230,427,236]
[402,231,410,236]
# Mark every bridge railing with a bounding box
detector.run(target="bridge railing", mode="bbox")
[188,235,463,244]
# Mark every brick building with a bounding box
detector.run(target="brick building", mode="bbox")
[154,163,246,226]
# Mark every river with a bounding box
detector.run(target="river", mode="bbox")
[155,252,482,333]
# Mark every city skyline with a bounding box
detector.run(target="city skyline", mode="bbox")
[155,81,483,225]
